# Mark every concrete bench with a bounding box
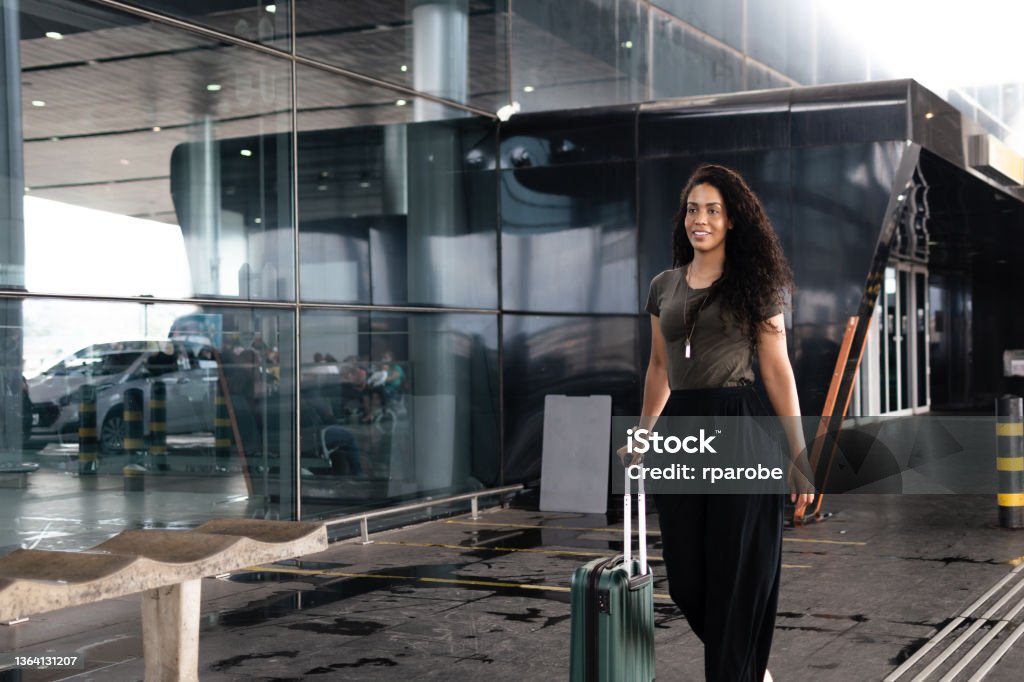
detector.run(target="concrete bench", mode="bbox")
[0,518,327,681]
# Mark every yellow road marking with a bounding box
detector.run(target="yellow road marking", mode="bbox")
[247,564,675,600]
[378,539,661,560]
[375,540,812,569]
[783,537,867,546]
[1008,556,1024,567]
[443,519,865,546]
[444,519,661,535]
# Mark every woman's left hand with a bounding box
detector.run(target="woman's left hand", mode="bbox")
[790,491,814,519]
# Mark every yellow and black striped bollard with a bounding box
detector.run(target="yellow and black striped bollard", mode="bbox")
[215,389,231,471]
[996,395,1024,528]
[78,385,98,475]
[123,387,146,491]
[150,381,167,472]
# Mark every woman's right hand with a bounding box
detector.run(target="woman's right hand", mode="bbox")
[616,428,644,467]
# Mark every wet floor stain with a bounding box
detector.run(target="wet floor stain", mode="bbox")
[209,650,300,672]
[890,637,930,665]
[886,617,952,630]
[454,654,495,664]
[903,555,1000,566]
[777,611,867,623]
[654,603,684,629]
[276,559,353,570]
[542,614,571,629]
[227,571,323,584]
[813,613,870,622]
[484,607,544,623]
[460,527,627,556]
[304,658,398,674]
[213,563,573,630]
[775,625,841,633]
[286,616,387,637]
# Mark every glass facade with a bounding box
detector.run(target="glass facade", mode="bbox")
[2,0,1023,552]
[2,0,510,551]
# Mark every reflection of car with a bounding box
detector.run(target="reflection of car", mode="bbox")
[27,339,219,452]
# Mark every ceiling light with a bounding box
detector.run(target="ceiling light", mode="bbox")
[120,159,130,165]
[240,149,253,157]
[152,126,161,132]
[360,181,370,188]
[896,194,905,201]
[621,40,633,49]
[31,100,45,107]
[50,136,59,142]
[400,65,408,72]
[24,187,29,193]
[45,31,63,40]
[265,4,276,12]
[206,83,222,92]
[523,85,534,93]
[254,217,262,224]
[396,99,407,106]
[925,112,935,119]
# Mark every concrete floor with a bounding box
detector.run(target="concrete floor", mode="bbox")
[2,492,1024,681]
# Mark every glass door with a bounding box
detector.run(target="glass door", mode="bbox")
[876,264,929,415]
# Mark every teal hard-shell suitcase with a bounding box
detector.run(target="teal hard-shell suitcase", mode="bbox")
[569,473,655,681]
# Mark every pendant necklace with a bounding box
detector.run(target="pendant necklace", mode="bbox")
[682,266,713,359]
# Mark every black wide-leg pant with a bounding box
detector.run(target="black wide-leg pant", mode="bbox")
[655,387,785,682]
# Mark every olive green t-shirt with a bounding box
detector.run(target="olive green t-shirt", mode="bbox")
[645,267,782,390]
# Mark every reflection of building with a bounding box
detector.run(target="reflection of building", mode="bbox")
[1,1,1023,547]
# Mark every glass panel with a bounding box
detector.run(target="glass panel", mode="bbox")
[916,271,927,408]
[296,64,498,308]
[746,0,814,84]
[120,0,290,49]
[651,12,741,98]
[294,0,509,115]
[899,269,910,410]
[5,298,295,551]
[747,63,793,92]
[510,0,647,112]
[885,266,897,413]
[502,314,639,483]
[20,1,295,301]
[815,11,868,86]
[298,309,499,519]
[650,0,743,49]
[501,161,636,314]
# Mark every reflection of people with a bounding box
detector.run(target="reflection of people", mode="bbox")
[219,343,261,466]
[628,164,812,681]
[303,392,361,476]
[361,351,405,423]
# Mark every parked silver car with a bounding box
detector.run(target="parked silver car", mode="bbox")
[28,339,219,452]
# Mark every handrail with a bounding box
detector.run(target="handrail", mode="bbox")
[324,484,525,544]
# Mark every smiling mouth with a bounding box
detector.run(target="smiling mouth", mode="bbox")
[692,230,710,237]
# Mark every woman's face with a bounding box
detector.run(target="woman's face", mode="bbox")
[684,183,731,255]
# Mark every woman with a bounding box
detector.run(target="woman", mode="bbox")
[632,164,813,681]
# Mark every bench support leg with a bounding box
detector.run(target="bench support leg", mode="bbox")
[142,579,201,682]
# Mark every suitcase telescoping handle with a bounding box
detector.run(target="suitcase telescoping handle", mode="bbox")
[622,466,648,578]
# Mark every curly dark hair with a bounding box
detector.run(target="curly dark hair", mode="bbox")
[671,163,793,347]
